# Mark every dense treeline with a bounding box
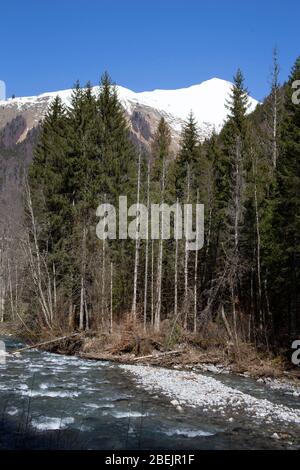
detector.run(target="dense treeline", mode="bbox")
[2,57,300,354]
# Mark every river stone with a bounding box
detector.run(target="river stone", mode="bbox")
[171,399,179,406]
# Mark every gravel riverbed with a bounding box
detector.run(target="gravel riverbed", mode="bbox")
[121,364,300,426]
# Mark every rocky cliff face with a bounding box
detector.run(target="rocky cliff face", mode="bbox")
[0,92,182,153]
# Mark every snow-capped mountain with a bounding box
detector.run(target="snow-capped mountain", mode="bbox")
[0,77,259,231]
[117,77,258,133]
[0,78,259,148]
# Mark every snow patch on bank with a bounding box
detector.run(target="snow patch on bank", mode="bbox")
[121,365,300,425]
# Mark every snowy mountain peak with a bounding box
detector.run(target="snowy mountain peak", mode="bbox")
[0,78,259,145]
[117,77,258,134]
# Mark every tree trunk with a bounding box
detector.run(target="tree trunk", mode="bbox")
[184,166,190,330]
[79,225,87,331]
[143,161,150,331]
[110,262,113,333]
[271,48,280,169]
[79,274,84,331]
[132,151,141,321]
[221,304,233,341]
[174,198,179,321]
[24,180,52,329]
[154,159,166,332]
[151,240,154,327]
[101,194,107,325]
[193,191,199,333]
[53,262,57,314]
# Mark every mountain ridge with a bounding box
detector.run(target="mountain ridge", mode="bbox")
[0,77,259,147]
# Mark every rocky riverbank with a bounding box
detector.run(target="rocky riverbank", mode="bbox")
[121,364,300,428]
[2,320,300,394]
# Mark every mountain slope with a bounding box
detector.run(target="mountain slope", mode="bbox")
[0,76,259,237]
[0,78,259,148]
[118,77,258,133]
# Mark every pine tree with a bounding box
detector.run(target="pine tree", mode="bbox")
[96,72,137,316]
[150,119,172,330]
[29,96,71,279]
[223,69,250,254]
[270,48,281,169]
[28,74,138,328]
[97,72,136,204]
[217,69,250,343]
[225,68,249,138]
[66,82,101,329]
[151,117,171,182]
[266,57,300,340]
[175,111,200,199]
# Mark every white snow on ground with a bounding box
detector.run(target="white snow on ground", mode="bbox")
[0,78,259,136]
[120,365,300,425]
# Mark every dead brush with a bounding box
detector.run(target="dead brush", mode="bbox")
[106,314,165,356]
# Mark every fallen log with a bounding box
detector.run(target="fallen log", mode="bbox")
[12,333,81,355]
[78,352,134,363]
[78,349,182,365]
[133,350,181,362]
[283,370,300,379]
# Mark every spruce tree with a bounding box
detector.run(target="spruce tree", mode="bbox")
[97,72,137,314]
[225,68,249,138]
[215,69,250,342]
[29,96,71,274]
[150,118,173,327]
[97,72,136,204]
[267,57,300,340]
[151,117,171,182]
[175,111,200,199]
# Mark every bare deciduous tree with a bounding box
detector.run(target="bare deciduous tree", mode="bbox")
[132,151,141,321]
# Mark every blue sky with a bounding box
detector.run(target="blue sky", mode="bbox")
[1,0,299,100]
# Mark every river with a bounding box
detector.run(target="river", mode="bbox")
[0,336,299,450]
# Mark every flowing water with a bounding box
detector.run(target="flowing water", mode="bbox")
[0,336,299,450]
